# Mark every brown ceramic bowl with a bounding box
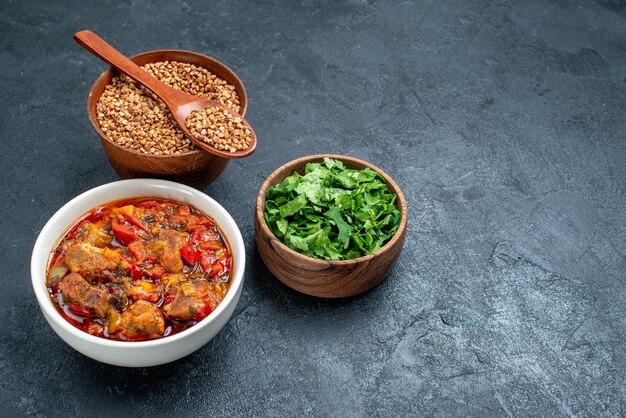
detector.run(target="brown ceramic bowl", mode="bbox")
[86,49,248,188]
[255,154,408,298]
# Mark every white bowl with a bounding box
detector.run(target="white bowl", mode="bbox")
[31,179,245,367]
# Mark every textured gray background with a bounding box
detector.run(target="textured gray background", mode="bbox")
[1,0,625,416]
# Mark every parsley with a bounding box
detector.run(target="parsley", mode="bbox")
[264,158,401,260]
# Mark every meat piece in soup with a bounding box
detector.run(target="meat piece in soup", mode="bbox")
[164,280,228,321]
[147,229,187,273]
[58,273,113,318]
[63,242,126,281]
[120,300,165,340]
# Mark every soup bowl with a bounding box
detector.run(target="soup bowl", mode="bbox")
[31,179,245,367]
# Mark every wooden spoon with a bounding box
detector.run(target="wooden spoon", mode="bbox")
[74,30,256,159]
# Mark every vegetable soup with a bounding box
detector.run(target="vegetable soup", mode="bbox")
[46,198,232,341]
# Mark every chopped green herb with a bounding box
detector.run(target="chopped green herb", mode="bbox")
[264,158,401,260]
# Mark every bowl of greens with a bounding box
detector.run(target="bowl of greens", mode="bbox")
[255,154,407,297]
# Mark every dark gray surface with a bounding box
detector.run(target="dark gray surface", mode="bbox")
[1,0,625,416]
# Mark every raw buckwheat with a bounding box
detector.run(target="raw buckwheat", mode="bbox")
[96,61,241,155]
[185,107,252,153]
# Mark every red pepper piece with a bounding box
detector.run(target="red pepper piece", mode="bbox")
[137,200,159,209]
[199,253,216,274]
[179,245,199,265]
[131,264,143,281]
[210,263,224,277]
[199,240,222,251]
[121,210,149,233]
[189,227,205,246]
[163,293,175,305]
[194,302,213,321]
[69,304,91,317]
[84,206,107,223]
[197,219,214,228]
[111,220,138,246]
[128,241,147,261]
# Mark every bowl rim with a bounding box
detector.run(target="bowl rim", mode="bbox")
[86,49,248,159]
[255,154,408,266]
[31,178,245,348]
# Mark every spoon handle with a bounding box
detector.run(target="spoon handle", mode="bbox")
[74,30,187,103]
